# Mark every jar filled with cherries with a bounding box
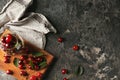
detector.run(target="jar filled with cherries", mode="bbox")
[0,33,24,55]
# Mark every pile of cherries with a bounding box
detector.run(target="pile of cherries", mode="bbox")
[1,34,16,49]
[4,54,46,80]
[17,55,45,70]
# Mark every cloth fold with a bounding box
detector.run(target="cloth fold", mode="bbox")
[0,0,56,49]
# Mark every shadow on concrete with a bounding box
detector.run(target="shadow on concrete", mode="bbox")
[27,0,38,12]
[42,57,58,80]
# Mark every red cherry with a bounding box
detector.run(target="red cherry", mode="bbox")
[72,45,79,51]
[4,59,10,63]
[36,57,43,62]
[2,42,6,47]
[28,65,33,70]
[3,47,7,51]
[58,37,63,42]
[63,78,68,80]
[30,56,35,60]
[23,60,29,64]
[32,60,38,65]
[20,55,28,60]
[18,65,26,69]
[4,55,11,59]
[20,71,28,76]
[5,43,11,48]
[5,34,12,43]
[37,72,43,78]
[1,36,6,43]
[6,70,13,74]
[10,37,16,45]
[61,69,67,74]
[30,75,38,80]
[34,65,39,70]
[18,60,24,65]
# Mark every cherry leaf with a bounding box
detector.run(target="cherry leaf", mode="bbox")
[32,52,44,57]
[29,60,34,69]
[39,61,47,69]
[74,65,84,76]
[13,58,19,67]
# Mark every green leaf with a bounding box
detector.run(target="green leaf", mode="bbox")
[29,60,34,69]
[14,42,22,50]
[79,66,84,75]
[13,58,19,67]
[32,52,44,57]
[39,61,47,69]
[74,65,84,76]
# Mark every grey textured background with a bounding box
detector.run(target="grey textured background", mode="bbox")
[0,0,120,80]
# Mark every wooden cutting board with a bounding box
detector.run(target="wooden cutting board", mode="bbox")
[0,29,54,80]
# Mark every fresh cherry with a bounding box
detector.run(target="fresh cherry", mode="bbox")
[72,45,79,51]
[23,60,29,64]
[1,36,6,43]
[30,75,38,80]
[30,56,35,60]
[5,43,11,48]
[33,60,38,65]
[5,34,12,43]
[61,69,67,74]
[36,57,43,62]
[6,70,13,74]
[2,42,6,47]
[34,65,39,70]
[63,78,68,80]
[4,59,10,63]
[58,37,63,42]
[37,72,42,78]
[10,37,16,45]
[20,71,28,76]
[4,55,11,59]
[20,55,28,60]
[28,65,33,70]
[18,60,24,65]
[18,65,26,69]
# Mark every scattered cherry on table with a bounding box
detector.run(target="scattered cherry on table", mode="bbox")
[63,78,68,80]
[58,37,63,42]
[72,45,79,51]
[61,69,67,74]
[6,70,13,75]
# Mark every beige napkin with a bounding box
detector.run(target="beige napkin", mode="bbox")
[0,0,57,49]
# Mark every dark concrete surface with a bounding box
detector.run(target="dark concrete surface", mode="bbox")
[0,0,120,80]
